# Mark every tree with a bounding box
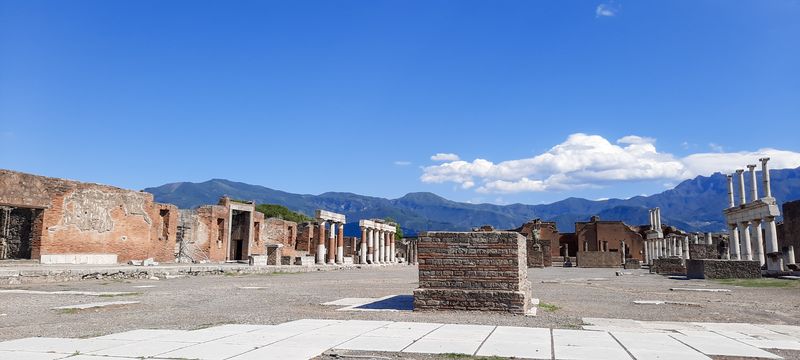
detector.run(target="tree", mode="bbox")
[384,217,404,240]
[255,204,311,223]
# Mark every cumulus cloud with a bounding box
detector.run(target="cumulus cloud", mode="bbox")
[421,133,800,194]
[431,153,460,162]
[596,3,619,17]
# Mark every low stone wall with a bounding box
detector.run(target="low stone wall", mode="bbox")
[652,258,686,275]
[689,244,719,260]
[413,231,532,314]
[687,259,761,279]
[576,251,620,268]
[624,259,641,269]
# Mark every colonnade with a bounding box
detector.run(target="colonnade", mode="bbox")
[723,158,784,271]
[644,234,691,264]
[358,219,397,264]
[314,210,347,265]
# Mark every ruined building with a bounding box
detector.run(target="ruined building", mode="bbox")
[0,169,177,264]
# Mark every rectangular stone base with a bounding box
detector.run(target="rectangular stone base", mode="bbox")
[687,259,761,279]
[413,288,531,314]
[651,258,686,275]
[40,254,118,265]
[624,259,641,269]
[294,256,315,266]
[577,251,621,268]
[248,255,268,266]
[342,256,354,265]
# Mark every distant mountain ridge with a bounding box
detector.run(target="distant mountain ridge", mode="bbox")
[144,167,800,236]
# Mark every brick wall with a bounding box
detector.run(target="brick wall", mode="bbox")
[689,244,720,260]
[651,258,686,275]
[0,169,177,263]
[575,219,645,261]
[413,231,532,314]
[687,259,761,279]
[527,238,551,268]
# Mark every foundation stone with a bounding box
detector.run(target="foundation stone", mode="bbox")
[413,231,532,314]
[687,259,761,279]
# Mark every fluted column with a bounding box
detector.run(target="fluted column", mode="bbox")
[760,157,772,197]
[739,222,752,261]
[390,232,396,263]
[376,230,384,264]
[736,169,746,205]
[316,221,326,264]
[359,227,368,264]
[751,219,765,266]
[367,228,374,264]
[747,164,758,201]
[336,223,344,264]
[727,174,735,208]
[729,223,741,260]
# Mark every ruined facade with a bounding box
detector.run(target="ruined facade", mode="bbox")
[575,216,645,262]
[0,169,177,263]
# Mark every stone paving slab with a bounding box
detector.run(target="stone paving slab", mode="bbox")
[51,300,140,310]
[0,319,788,360]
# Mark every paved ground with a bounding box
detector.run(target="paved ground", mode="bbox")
[2,318,799,360]
[0,266,798,359]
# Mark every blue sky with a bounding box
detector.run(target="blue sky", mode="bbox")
[1,1,799,205]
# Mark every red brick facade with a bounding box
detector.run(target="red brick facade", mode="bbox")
[575,216,645,261]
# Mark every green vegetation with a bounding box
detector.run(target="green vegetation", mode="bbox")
[715,278,799,288]
[384,217,404,240]
[538,302,561,312]
[57,308,80,314]
[255,204,312,223]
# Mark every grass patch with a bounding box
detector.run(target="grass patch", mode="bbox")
[538,302,561,312]
[98,292,141,298]
[57,308,80,314]
[714,278,798,288]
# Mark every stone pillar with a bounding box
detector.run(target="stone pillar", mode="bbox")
[764,216,782,271]
[739,222,752,261]
[649,209,655,229]
[390,232,396,263]
[620,240,626,263]
[367,228,374,264]
[583,240,588,252]
[655,208,661,231]
[376,230,384,264]
[360,227,368,264]
[706,232,713,245]
[683,236,690,260]
[736,169,746,205]
[787,246,796,265]
[727,174,735,208]
[729,223,741,260]
[644,240,649,264]
[336,223,344,264]
[384,231,390,263]
[316,221,326,265]
[751,219,765,266]
[760,157,772,198]
[327,222,336,264]
[747,164,758,201]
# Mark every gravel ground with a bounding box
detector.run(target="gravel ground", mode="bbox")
[0,266,798,341]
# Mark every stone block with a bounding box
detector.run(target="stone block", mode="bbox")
[689,244,720,260]
[651,258,686,275]
[687,259,761,279]
[40,254,118,265]
[342,256,354,265]
[413,231,532,314]
[294,255,315,266]
[624,258,641,269]
[576,251,621,268]
[248,255,268,266]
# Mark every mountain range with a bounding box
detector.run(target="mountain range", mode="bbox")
[144,167,800,236]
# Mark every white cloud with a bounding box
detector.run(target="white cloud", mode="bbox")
[393,160,412,166]
[596,3,619,17]
[430,153,460,162]
[708,143,724,153]
[420,133,800,194]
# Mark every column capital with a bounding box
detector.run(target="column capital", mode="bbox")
[747,164,757,171]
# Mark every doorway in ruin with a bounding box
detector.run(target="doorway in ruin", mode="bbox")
[229,210,251,261]
[0,206,43,260]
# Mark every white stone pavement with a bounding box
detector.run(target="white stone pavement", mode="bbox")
[1,318,799,360]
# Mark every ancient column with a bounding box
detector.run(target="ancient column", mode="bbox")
[367,228,374,264]
[655,208,661,231]
[384,231,390,263]
[751,219,765,266]
[327,222,336,264]
[787,246,796,265]
[620,240,626,263]
[649,209,655,229]
[336,223,344,264]
[316,221,327,265]
[739,222,752,261]
[729,223,741,260]
[727,174,735,208]
[644,240,649,264]
[683,236,690,260]
[748,164,758,201]
[360,227,368,264]
[736,169,746,205]
[706,232,713,245]
[376,229,383,264]
[760,157,772,197]
[390,232,396,263]
[764,216,781,271]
